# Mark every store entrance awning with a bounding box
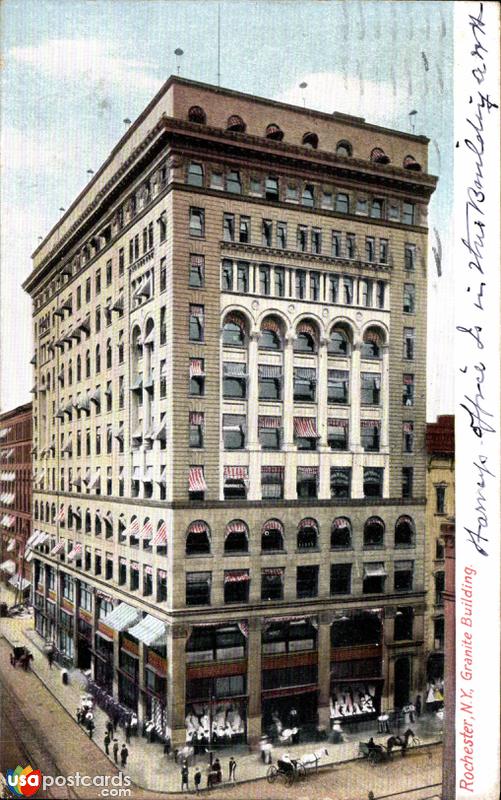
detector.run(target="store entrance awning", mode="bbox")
[101,603,142,632]
[128,614,166,647]
[0,559,16,574]
[9,575,31,591]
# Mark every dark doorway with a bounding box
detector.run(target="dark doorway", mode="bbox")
[394,657,411,708]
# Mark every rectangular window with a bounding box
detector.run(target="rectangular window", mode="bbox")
[394,561,414,592]
[189,411,205,448]
[189,359,205,396]
[226,170,241,194]
[259,265,270,295]
[330,564,352,595]
[189,207,205,237]
[258,417,281,450]
[402,467,413,499]
[328,370,349,404]
[210,171,223,190]
[311,228,322,254]
[286,184,298,203]
[160,306,166,345]
[405,243,416,270]
[237,262,249,293]
[293,367,316,402]
[223,363,247,399]
[379,239,389,264]
[403,283,416,313]
[262,219,272,247]
[402,202,415,225]
[249,177,262,196]
[261,570,284,601]
[328,275,339,303]
[297,467,318,500]
[274,267,285,297]
[297,225,308,252]
[376,281,385,309]
[331,230,341,258]
[297,565,318,599]
[403,421,414,452]
[106,259,112,286]
[361,420,381,451]
[261,468,284,500]
[224,572,249,604]
[343,277,353,304]
[361,373,381,405]
[365,237,375,262]
[222,259,233,291]
[118,248,124,276]
[158,212,167,242]
[295,269,306,299]
[186,573,211,606]
[134,234,140,259]
[328,419,349,450]
[276,222,287,249]
[223,414,246,450]
[265,176,279,200]
[85,277,91,303]
[148,222,154,250]
[239,216,250,243]
[436,485,446,514]
[346,233,356,259]
[363,562,386,594]
[359,279,373,307]
[404,327,415,359]
[160,257,167,292]
[356,198,368,215]
[310,271,320,301]
[223,213,235,242]
[76,286,81,310]
[363,467,384,498]
[321,191,333,209]
[189,305,204,341]
[403,374,415,406]
[189,254,205,288]
[95,269,101,295]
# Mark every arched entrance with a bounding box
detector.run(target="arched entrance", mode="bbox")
[394,656,411,709]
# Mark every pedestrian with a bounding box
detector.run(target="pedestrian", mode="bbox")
[228,756,236,782]
[415,694,422,717]
[88,719,95,740]
[113,739,119,764]
[47,647,54,669]
[112,709,119,732]
[120,744,129,768]
[194,767,202,793]
[76,708,82,726]
[124,717,131,744]
[181,763,189,792]
[104,732,111,756]
[106,718,114,737]
[213,758,222,784]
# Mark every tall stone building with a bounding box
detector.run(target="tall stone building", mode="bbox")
[24,77,437,746]
[0,402,33,598]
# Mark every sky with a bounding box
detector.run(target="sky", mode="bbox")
[0,0,454,418]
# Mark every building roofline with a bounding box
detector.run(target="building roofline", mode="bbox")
[0,401,32,422]
[31,74,430,260]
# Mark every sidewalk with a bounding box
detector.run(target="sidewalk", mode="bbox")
[0,604,443,794]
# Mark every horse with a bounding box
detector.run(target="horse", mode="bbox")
[386,728,414,756]
[298,747,329,771]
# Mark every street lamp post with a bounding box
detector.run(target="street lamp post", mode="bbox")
[208,692,215,766]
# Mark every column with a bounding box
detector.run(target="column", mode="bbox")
[112,629,120,701]
[247,617,262,745]
[350,339,364,498]
[318,337,331,500]
[72,579,80,668]
[142,344,152,440]
[283,333,297,499]
[138,641,146,726]
[381,607,394,713]
[167,623,188,748]
[317,613,332,730]
[380,345,390,452]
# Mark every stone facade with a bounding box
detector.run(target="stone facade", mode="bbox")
[23,77,436,746]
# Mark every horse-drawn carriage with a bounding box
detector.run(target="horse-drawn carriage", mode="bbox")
[9,643,33,670]
[359,729,420,765]
[266,748,329,785]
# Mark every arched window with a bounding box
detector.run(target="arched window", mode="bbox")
[144,317,155,349]
[328,326,350,356]
[226,170,242,194]
[186,521,211,556]
[95,512,102,536]
[259,317,283,350]
[265,123,284,141]
[364,516,385,547]
[403,154,422,172]
[294,321,317,353]
[68,359,73,385]
[106,339,112,369]
[224,520,249,553]
[67,506,73,529]
[336,140,352,157]
[261,519,284,552]
[34,501,39,520]
[188,105,206,124]
[45,502,50,520]
[51,503,56,523]
[335,192,350,213]
[129,515,139,546]
[331,517,352,549]
[95,344,101,373]
[76,355,81,382]
[85,349,91,377]
[370,147,390,164]
[131,326,142,359]
[85,509,92,533]
[395,515,415,547]
[75,507,82,531]
[297,518,318,550]
[187,163,204,187]
[222,313,246,347]
[301,183,314,207]
[227,115,246,132]
[302,131,319,149]
[361,327,384,359]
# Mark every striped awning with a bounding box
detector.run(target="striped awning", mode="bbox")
[299,517,318,532]
[189,359,205,378]
[258,365,282,378]
[88,471,101,490]
[152,522,167,546]
[189,467,207,492]
[294,367,316,382]
[333,517,351,529]
[403,422,414,433]
[403,374,414,385]
[189,304,204,318]
[364,564,387,578]
[361,419,380,428]
[366,517,385,528]
[261,519,284,534]
[261,318,281,334]
[258,416,281,429]
[328,370,348,383]
[226,520,247,534]
[102,602,142,632]
[67,544,82,561]
[364,329,382,344]
[189,411,204,426]
[262,567,284,577]
[397,515,414,525]
[128,614,166,646]
[9,575,30,591]
[297,322,316,337]
[261,465,284,475]
[1,515,15,528]
[187,521,209,535]
[328,418,349,429]
[140,520,153,540]
[50,541,65,556]
[224,312,245,329]
[224,466,248,482]
[294,418,319,438]
[90,388,101,405]
[224,571,250,584]
[6,538,16,552]
[223,362,247,378]
[125,518,140,537]
[297,467,319,477]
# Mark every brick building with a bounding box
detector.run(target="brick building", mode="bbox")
[424,415,454,708]
[0,402,33,598]
[23,77,437,746]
